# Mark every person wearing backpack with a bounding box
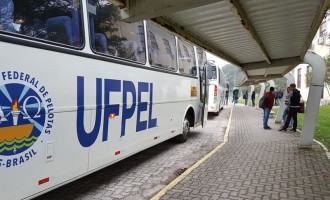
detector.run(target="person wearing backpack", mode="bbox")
[263,87,275,129]
[279,83,301,132]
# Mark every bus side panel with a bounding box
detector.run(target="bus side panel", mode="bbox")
[0,43,91,200]
[87,63,200,171]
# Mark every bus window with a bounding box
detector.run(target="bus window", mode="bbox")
[147,22,177,71]
[178,39,196,76]
[88,0,146,63]
[197,48,207,66]
[207,64,217,80]
[0,0,83,47]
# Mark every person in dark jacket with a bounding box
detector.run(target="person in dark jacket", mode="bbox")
[279,83,301,132]
[263,87,275,129]
[243,91,248,106]
[251,91,256,107]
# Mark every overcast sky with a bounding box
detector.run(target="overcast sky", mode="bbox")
[206,52,232,68]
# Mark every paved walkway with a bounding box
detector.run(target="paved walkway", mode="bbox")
[159,106,330,200]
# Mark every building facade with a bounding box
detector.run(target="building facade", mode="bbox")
[292,13,330,102]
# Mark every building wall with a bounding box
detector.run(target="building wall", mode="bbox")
[292,15,330,101]
[292,64,309,101]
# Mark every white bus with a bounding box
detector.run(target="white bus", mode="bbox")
[207,61,227,115]
[0,1,209,199]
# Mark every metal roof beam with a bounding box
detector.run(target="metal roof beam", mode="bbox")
[247,74,283,80]
[241,57,301,71]
[300,0,330,59]
[119,0,221,23]
[151,17,241,67]
[225,0,271,64]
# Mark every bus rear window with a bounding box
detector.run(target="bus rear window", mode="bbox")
[208,64,217,80]
[0,0,83,47]
[88,1,146,64]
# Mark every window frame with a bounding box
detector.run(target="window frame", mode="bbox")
[177,38,197,76]
[0,0,85,49]
[87,1,146,64]
[146,22,178,72]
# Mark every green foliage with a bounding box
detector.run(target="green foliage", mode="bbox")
[94,3,135,60]
[254,84,261,94]
[222,64,245,93]
[324,56,330,94]
[13,0,73,20]
[273,78,286,91]
[94,4,120,34]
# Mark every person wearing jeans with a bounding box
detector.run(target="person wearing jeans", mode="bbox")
[279,83,301,132]
[282,105,293,127]
[263,87,275,129]
[263,107,271,128]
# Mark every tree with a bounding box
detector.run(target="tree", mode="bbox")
[222,64,246,93]
[273,78,286,92]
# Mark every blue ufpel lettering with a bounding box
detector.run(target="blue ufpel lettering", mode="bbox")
[76,77,157,147]
[136,82,148,132]
[76,76,102,147]
[121,81,136,137]
[102,79,121,142]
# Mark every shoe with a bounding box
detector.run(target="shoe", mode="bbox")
[264,126,271,130]
[289,129,296,132]
[278,128,287,132]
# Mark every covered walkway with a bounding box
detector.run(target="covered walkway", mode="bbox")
[156,106,330,200]
[117,0,330,148]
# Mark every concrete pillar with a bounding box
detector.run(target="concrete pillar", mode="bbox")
[275,73,295,123]
[259,83,265,101]
[300,51,326,148]
[267,80,275,91]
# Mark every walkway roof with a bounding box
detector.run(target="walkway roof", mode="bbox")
[117,0,330,85]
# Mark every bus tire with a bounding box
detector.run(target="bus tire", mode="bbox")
[174,117,190,143]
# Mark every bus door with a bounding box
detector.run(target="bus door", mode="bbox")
[199,62,209,127]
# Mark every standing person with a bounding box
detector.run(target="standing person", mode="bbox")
[263,87,275,129]
[225,83,229,105]
[251,91,256,107]
[275,90,283,106]
[279,83,301,132]
[243,91,248,106]
[225,90,229,105]
[233,88,239,105]
[282,87,293,127]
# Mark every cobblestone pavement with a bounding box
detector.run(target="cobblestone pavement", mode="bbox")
[35,107,231,200]
[161,106,330,200]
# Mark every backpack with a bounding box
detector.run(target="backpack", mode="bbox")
[275,91,283,99]
[259,96,268,109]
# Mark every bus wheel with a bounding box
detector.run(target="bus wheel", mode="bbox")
[175,117,190,143]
